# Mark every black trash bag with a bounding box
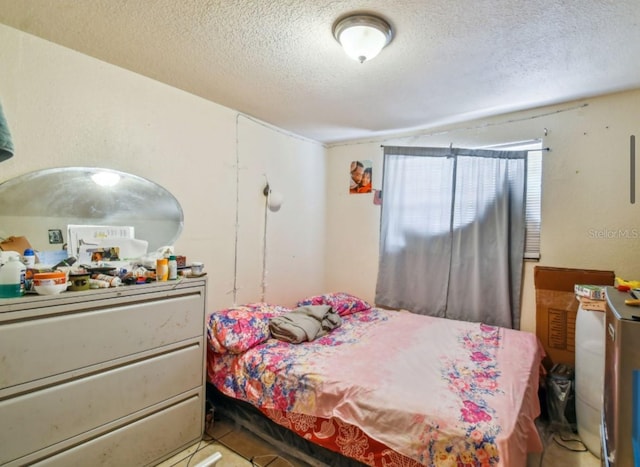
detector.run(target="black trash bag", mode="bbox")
[546,363,577,432]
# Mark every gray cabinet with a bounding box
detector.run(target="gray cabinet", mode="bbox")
[0,278,207,466]
[603,286,640,467]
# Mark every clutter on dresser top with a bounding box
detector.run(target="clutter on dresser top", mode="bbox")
[0,240,205,298]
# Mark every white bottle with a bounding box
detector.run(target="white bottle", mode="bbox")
[0,254,27,298]
[23,248,36,268]
[168,255,178,280]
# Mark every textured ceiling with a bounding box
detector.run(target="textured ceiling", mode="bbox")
[1,0,640,144]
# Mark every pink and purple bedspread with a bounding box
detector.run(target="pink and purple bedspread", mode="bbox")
[207,303,543,466]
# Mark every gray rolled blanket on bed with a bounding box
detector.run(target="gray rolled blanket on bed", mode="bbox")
[269,305,342,344]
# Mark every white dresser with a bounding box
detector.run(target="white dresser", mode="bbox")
[0,277,207,466]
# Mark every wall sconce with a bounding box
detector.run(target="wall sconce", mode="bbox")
[0,101,14,163]
[263,184,284,212]
[333,13,394,63]
[260,181,283,302]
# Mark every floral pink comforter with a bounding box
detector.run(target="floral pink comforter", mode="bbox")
[209,308,543,466]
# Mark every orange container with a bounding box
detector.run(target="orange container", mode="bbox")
[156,258,168,281]
[33,271,67,286]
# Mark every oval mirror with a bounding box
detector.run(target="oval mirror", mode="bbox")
[0,167,183,255]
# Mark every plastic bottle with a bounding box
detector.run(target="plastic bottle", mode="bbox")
[168,255,178,280]
[156,258,168,281]
[89,278,110,288]
[0,254,27,298]
[23,248,36,268]
[91,273,122,287]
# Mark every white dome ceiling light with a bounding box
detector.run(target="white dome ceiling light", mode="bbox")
[332,14,394,64]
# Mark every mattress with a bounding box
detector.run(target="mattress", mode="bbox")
[207,304,543,466]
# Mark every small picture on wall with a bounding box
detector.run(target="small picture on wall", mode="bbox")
[350,160,372,194]
[48,229,63,244]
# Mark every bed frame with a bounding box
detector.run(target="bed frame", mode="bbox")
[207,383,366,466]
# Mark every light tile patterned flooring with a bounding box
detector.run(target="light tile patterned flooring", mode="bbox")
[156,415,304,467]
[527,424,601,467]
[158,414,601,467]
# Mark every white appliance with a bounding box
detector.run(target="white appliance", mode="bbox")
[575,304,605,457]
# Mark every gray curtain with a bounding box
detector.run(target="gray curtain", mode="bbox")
[375,146,527,329]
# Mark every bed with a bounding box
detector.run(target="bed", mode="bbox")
[206,293,543,466]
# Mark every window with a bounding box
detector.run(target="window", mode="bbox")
[380,141,542,259]
[377,145,531,328]
[483,140,542,260]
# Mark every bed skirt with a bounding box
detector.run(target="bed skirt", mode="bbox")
[207,383,366,466]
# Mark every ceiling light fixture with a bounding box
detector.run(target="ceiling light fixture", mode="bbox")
[332,13,393,63]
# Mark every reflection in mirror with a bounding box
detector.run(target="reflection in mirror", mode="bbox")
[0,167,184,254]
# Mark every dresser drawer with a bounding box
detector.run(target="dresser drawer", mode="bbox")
[28,394,202,467]
[0,342,203,465]
[0,292,203,390]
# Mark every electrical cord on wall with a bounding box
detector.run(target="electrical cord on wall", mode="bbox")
[230,113,311,306]
[231,113,242,306]
[260,175,270,302]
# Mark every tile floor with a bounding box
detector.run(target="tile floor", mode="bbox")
[157,414,602,467]
[527,428,601,467]
[156,415,303,467]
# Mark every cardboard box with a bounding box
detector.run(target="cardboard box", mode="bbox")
[577,297,606,312]
[0,235,33,255]
[534,266,614,368]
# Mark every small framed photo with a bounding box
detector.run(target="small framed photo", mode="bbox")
[349,160,373,194]
[48,229,64,244]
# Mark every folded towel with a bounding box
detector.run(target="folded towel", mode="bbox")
[269,305,342,344]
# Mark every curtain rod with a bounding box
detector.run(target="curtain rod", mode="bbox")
[335,103,589,148]
[381,144,551,152]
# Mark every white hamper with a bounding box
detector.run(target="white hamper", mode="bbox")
[575,304,605,457]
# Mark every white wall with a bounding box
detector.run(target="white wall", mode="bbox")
[0,24,326,312]
[233,116,326,306]
[326,92,640,333]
